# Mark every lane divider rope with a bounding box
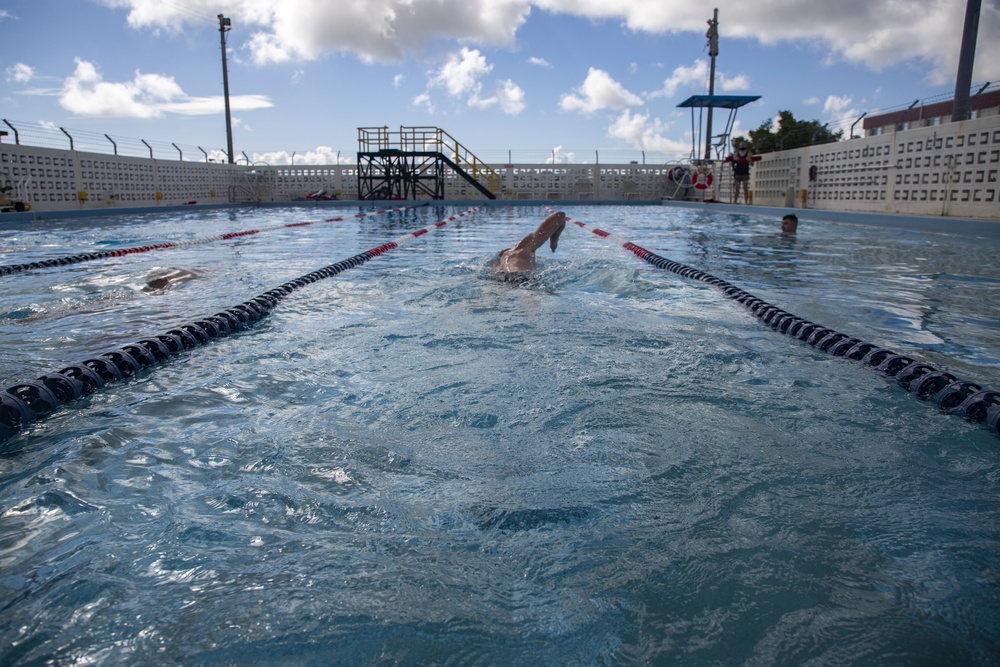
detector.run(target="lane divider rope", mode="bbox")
[0,204,426,277]
[0,205,482,447]
[553,207,1000,439]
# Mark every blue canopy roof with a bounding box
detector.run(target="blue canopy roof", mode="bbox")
[677,95,761,109]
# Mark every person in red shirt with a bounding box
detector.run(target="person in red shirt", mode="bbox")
[726,143,757,204]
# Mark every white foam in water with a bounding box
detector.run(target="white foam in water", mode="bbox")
[1,205,998,664]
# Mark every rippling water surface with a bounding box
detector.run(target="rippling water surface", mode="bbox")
[1,204,998,665]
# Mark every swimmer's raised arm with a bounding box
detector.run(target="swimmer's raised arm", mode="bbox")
[494,211,567,273]
[512,211,566,253]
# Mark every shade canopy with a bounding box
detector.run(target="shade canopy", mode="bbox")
[677,94,761,110]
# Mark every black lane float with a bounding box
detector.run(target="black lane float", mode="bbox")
[0,205,482,446]
[0,205,422,277]
[555,208,1000,439]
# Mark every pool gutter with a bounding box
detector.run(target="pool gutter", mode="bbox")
[1,198,997,240]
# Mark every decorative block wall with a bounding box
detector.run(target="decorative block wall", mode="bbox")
[0,144,244,211]
[3,114,997,220]
[751,114,999,219]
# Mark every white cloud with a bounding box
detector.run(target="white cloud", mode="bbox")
[60,59,180,118]
[469,78,526,114]
[647,59,750,98]
[823,94,853,116]
[546,146,576,164]
[650,60,707,98]
[534,0,999,84]
[103,0,530,65]
[424,48,523,114]
[430,47,492,97]
[393,73,405,87]
[98,1,1000,83]
[252,146,350,165]
[496,79,526,114]
[413,91,435,113]
[719,73,749,92]
[803,96,820,106]
[528,56,551,68]
[58,58,272,118]
[6,63,34,84]
[607,108,689,154]
[560,68,642,114]
[822,94,860,123]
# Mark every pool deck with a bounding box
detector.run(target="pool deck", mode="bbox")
[2,199,998,240]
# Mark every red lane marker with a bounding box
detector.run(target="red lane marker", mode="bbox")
[221,230,261,240]
[623,242,651,259]
[367,242,399,256]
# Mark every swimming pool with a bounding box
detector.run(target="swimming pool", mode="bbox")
[1,204,998,664]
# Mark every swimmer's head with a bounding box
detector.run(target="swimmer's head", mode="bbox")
[143,277,170,292]
[781,214,798,234]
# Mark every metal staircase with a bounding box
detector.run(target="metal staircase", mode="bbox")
[357,126,499,200]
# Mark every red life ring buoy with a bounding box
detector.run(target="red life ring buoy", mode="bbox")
[691,171,714,190]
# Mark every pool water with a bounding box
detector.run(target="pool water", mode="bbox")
[1,205,998,665]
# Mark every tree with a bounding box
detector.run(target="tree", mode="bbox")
[731,110,843,154]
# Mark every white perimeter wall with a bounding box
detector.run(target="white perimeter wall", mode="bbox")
[2,112,997,220]
[0,146,681,211]
[748,114,999,219]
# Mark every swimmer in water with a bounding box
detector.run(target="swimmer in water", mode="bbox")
[781,213,798,234]
[142,268,205,292]
[491,210,567,275]
[3,267,206,324]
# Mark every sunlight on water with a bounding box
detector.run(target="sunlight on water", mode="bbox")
[1,204,998,664]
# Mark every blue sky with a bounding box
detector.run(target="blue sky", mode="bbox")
[2,0,998,165]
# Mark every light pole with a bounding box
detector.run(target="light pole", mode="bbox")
[219,14,234,164]
[704,8,719,161]
[951,0,981,122]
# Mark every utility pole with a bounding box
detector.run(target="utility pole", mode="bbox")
[704,8,719,161]
[219,14,235,164]
[951,0,981,122]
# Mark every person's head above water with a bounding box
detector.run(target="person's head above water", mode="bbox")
[492,210,567,273]
[781,213,799,234]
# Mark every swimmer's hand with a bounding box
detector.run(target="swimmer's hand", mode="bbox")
[550,220,565,252]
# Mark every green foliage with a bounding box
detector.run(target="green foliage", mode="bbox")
[730,110,843,154]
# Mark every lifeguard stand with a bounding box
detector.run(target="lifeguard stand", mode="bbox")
[677,95,761,162]
[357,126,499,200]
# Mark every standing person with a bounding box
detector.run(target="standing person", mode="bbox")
[492,210,567,274]
[726,142,757,204]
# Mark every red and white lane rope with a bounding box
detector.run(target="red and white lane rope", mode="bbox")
[361,205,481,257]
[546,206,659,262]
[0,204,424,277]
[0,205,484,446]
[553,206,1000,437]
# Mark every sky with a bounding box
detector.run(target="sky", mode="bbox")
[1,0,998,165]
